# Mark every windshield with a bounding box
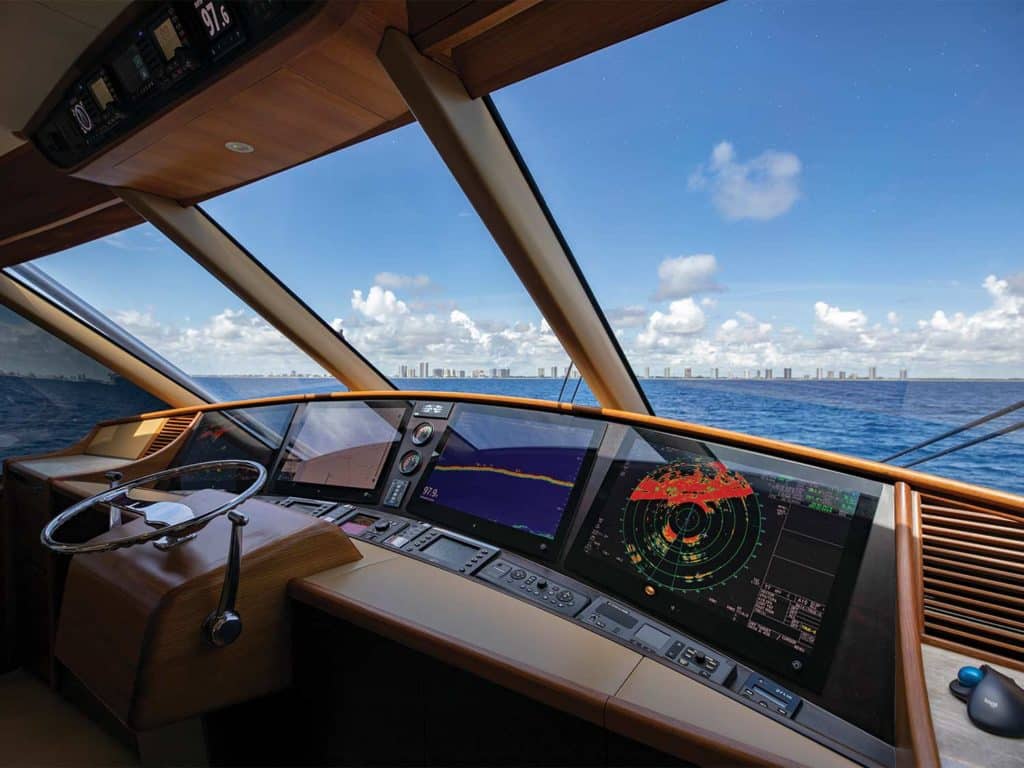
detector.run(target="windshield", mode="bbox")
[489,0,1023,493]
[27,223,344,401]
[202,122,582,401]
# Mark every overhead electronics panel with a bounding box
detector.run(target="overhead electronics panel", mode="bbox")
[566,427,880,690]
[407,404,604,560]
[32,0,316,169]
[273,400,409,504]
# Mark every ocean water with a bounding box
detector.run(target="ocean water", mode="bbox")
[2,374,1022,497]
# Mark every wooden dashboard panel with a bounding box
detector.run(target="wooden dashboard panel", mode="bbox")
[291,542,860,768]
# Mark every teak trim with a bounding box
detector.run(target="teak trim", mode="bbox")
[894,483,940,768]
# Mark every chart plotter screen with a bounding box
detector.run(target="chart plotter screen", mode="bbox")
[566,427,878,689]
[409,405,603,558]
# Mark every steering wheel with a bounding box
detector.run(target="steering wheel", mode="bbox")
[40,460,267,555]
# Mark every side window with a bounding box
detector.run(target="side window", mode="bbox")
[0,304,167,471]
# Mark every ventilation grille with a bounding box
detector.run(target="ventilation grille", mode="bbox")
[144,414,196,456]
[919,493,1024,668]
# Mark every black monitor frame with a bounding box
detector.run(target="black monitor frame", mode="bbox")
[270,399,411,504]
[407,404,605,562]
[564,426,878,691]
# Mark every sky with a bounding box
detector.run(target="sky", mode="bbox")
[23,0,1024,379]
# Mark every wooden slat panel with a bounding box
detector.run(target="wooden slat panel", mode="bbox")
[925,544,1024,573]
[922,550,1024,584]
[919,492,1024,669]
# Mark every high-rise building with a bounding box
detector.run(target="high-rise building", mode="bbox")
[684,367,692,378]
[459,370,466,378]
[765,368,773,380]
[433,368,443,378]
[827,370,835,379]
[400,364,408,378]
[419,361,428,377]
[815,368,822,380]
[899,368,909,380]
[783,368,792,379]
[869,366,878,380]
[839,371,846,380]
[538,367,545,377]
[498,368,511,378]
[713,367,719,379]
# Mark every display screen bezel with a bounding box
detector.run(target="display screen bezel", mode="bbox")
[407,404,605,562]
[271,399,411,504]
[564,426,878,691]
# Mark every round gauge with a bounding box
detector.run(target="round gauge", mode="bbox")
[410,422,434,446]
[398,450,422,475]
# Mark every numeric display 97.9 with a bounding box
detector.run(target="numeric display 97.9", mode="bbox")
[194,0,233,40]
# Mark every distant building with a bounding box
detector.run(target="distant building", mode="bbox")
[815,368,822,380]
[839,371,846,380]
[538,367,545,377]
[783,368,792,379]
[432,368,443,378]
[419,361,428,377]
[827,370,835,379]
[663,367,671,378]
[644,366,650,379]
[869,366,878,380]
[713,367,719,379]
[459,370,466,378]
[400,364,408,378]
[684,367,692,378]
[899,369,908,380]
[498,368,511,378]
[765,368,773,380]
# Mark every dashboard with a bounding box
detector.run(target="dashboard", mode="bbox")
[167,396,895,766]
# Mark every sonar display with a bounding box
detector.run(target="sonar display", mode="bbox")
[413,406,600,543]
[622,456,763,592]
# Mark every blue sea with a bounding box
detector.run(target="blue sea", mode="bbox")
[2,374,1022,497]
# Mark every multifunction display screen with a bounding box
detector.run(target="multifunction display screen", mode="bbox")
[409,405,603,558]
[566,427,878,689]
[275,401,407,500]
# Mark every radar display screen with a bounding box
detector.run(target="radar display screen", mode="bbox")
[566,427,878,689]
[408,405,604,559]
[273,401,408,502]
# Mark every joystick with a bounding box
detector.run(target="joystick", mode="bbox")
[949,664,1024,738]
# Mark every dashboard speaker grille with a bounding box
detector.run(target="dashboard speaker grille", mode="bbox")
[918,493,1024,670]
[144,414,196,456]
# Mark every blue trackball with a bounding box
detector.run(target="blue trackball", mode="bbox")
[957,666,984,687]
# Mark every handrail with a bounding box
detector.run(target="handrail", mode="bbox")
[902,418,1024,468]
[883,399,1024,462]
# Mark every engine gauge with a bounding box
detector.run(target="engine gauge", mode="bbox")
[411,422,434,446]
[398,450,422,475]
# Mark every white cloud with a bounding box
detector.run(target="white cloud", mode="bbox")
[655,254,720,299]
[689,141,801,220]
[373,272,433,291]
[814,302,867,332]
[624,275,1024,377]
[352,286,409,322]
[637,299,706,348]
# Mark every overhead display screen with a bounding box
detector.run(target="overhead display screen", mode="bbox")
[566,427,879,689]
[409,405,604,558]
[275,401,407,501]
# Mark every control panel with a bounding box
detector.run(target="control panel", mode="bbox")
[477,560,590,618]
[32,0,316,168]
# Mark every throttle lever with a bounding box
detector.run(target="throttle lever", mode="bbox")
[202,509,249,647]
